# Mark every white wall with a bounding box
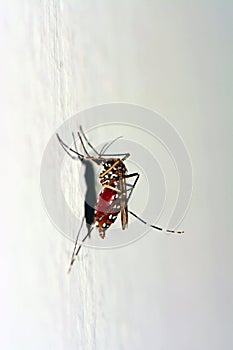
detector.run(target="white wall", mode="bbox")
[0,1,232,349]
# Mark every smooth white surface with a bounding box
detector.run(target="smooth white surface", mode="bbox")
[0,1,233,349]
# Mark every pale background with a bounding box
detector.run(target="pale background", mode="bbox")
[0,1,232,349]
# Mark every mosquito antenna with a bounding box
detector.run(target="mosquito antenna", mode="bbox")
[67,225,94,274]
[128,210,184,235]
[79,126,124,158]
[56,133,84,160]
[99,142,109,156]
[100,136,123,156]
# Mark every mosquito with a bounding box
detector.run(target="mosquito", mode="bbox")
[56,127,184,273]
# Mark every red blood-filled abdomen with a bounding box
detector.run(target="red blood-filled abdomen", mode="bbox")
[95,188,120,231]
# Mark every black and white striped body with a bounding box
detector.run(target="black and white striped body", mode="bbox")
[94,159,128,237]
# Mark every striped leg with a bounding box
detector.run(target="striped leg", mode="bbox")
[123,173,184,234]
[67,224,94,274]
[128,210,184,234]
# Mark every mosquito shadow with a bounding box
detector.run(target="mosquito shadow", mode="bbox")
[82,159,97,232]
[71,130,97,237]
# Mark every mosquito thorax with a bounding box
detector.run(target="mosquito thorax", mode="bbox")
[102,159,117,168]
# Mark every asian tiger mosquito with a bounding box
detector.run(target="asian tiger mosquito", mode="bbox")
[56,127,184,273]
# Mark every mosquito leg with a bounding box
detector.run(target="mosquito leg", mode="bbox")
[57,133,84,160]
[79,126,100,156]
[72,132,80,154]
[67,225,94,274]
[128,210,184,235]
[80,126,125,158]
[124,172,140,183]
[98,153,130,161]
[123,172,184,234]
[71,132,84,163]
[77,131,92,157]
[124,173,140,204]
[78,130,126,162]
[57,133,107,165]
[59,130,129,161]
[80,129,124,158]
[105,172,139,204]
[69,217,85,264]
